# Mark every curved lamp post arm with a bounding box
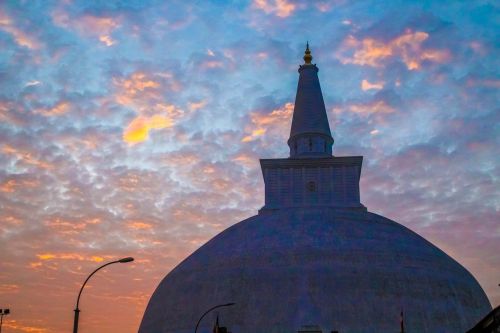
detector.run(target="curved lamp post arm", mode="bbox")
[75,260,118,310]
[73,257,133,333]
[194,302,235,333]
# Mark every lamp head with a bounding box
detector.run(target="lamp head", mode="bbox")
[119,257,134,263]
[4,309,9,314]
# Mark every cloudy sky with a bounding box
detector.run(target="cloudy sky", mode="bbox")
[0,0,498,332]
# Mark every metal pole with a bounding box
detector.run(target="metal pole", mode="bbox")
[72,257,133,333]
[72,309,80,333]
[0,313,3,333]
[194,303,235,333]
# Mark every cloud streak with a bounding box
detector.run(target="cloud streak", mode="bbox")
[337,30,451,70]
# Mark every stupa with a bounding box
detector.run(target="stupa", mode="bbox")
[138,44,491,333]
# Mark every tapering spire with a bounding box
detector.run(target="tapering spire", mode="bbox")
[288,43,334,158]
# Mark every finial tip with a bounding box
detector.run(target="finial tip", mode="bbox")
[303,42,312,64]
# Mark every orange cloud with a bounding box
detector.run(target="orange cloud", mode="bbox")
[0,11,42,49]
[45,220,85,231]
[350,100,395,114]
[242,102,293,142]
[114,72,184,144]
[2,145,54,170]
[123,114,174,144]
[1,180,19,193]
[114,72,161,106]
[127,221,153,230]
[123,117,148,144]
[0,179,39,192]
[189,100,207,111]
[232,153,257,167]
[337,30,450,70]
[99,34,116,46]
[0,101,25,126]
[0,284,20,293]
[113,72,182,108]
[36,253,105,262]
[43,217,102,235]
[34,101,70,117]
[252,0,296,18]
[333,100,395,116]
[1,215,23,225]
[161,151,200,167]
[200,60,224,69]
[361,79,384,91]
[4,322,47,333]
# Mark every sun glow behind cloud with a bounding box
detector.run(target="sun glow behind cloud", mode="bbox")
[123,115,174,144]
[113,72,184,144]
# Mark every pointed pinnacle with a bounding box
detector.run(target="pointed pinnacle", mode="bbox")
[303,42,312,64]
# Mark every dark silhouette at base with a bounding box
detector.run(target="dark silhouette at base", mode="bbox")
[0,309,10,333]
[194,303,235,333]
[467,306,500,333]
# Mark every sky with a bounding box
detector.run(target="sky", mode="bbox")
[0,0,498,332]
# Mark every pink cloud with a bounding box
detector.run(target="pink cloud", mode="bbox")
[361,79,384,91]
[242,102,293,142]
[252,0,296,18]
[466,78,500,88]
[34,101,71,117]
[2,145,54,170]
[0,10,42,49]
[333,100,395,116]
[0,178,39,193]
[188,100,207,111]
[51,8,120,46]
[127,221,154,230]
[337,30,451,70]
[0,100,27,126]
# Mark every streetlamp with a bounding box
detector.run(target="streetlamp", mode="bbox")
[194,302,235,333]
[73,257,134,333]
[0,309,10,333]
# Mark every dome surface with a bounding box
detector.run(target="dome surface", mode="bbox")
[139,208,491,333]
